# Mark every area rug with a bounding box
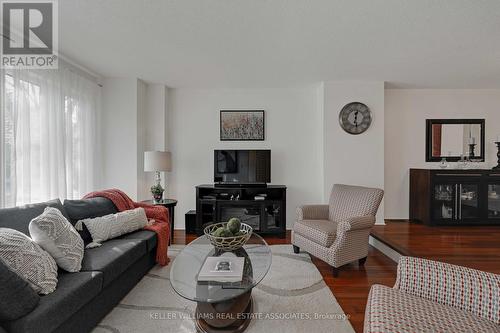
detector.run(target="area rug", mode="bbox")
[93,244,355,333]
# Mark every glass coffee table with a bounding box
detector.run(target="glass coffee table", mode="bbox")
[170,233,272,332]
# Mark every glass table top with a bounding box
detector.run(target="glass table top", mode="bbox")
[170,233,272,303]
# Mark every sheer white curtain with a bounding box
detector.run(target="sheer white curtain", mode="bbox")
[0,65,101,207]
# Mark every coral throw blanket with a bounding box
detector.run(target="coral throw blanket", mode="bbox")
[84,189,170,266]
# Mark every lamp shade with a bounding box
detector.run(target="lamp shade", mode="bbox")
[144,151,172,172]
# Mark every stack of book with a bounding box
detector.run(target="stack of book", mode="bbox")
[197,256,245,283]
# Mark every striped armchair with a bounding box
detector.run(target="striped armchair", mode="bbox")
[364,257,500,333]
[292,184,384,276]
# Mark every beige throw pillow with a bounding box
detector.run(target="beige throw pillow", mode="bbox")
[0,228,58,295]
[78,207,148,248]
[29,207,84,272]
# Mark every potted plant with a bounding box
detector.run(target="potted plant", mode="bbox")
[151,183,164,203]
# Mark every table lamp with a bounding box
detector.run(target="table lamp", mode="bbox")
[144,151,172,202]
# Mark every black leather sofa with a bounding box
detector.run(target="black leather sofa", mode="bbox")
[0,198,158,333]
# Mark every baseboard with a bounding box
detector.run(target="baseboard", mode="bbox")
[369,235,401,263]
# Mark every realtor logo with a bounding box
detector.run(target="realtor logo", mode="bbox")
[1,0,58,68]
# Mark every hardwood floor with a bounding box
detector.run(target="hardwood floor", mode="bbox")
[172,230,397,333]
[371,220,500,274]
[172,222,500,332]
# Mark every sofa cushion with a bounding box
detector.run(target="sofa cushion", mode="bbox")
[80,239,147,286]
[29,207,84,272]
[63,198,118,244]
[293,219,337,247]
[119,230,157,252]
[0,259,39,321]
[3,271,103,333]
[0,199,68,236]
[63,198,118,222]
[364,284,500,333]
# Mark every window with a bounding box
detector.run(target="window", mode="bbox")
[65,95,83,199]
[1,68,100,208]
[3,74,42,205]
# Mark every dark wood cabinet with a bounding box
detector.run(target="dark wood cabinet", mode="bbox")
[195,184,286,237]
[410,169,500,225]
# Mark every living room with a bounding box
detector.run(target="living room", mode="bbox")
[1,1,499,333]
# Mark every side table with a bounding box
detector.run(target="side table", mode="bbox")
[142,199,177,245]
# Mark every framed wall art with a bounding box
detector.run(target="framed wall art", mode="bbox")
[220,110,265,141]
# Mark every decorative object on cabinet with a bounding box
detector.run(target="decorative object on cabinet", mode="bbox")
[425,119,485,162]
[410,168,500,225]
[439,157,449,169]
[220,110,264,141]
[468,143,477,158]
[457,155,470,169]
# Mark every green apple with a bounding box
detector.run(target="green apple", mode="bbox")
[227,217,241,234]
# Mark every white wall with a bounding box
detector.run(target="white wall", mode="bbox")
[385,89,500,219]
[322,81,385,223]
[101,81,500,225]
[142,84,170,198]
[168,87,323,229]
[101,78,138,198]
[145,85,169,150]
[102,79,167,201]
[136,80,147,200]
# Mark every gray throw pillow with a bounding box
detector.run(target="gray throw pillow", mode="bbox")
[0,258,39,321]
[0,228,58,295]
[29,207,84,272]
[77,207,148,248]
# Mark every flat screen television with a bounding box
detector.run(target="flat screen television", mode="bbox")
[214,149,271,185]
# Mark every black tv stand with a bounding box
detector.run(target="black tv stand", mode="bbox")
[214,182,267,188]
[195,184,286,237]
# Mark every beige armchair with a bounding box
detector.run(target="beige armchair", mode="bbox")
[292,184,384,276]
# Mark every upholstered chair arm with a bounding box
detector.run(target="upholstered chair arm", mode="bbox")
[336,215,375,233]
[296,205,329,221]
[394,256,500,324]
[327,215,375,268]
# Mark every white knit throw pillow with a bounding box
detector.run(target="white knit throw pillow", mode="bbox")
[29,207,84,272]
[0,228,58,295]
[77,208,148,248]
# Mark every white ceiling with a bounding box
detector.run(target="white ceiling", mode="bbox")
[59,0,500,88]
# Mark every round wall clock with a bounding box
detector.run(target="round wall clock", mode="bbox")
[338,102,372,135]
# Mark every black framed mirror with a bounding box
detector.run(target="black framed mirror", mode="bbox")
[426,119,485,162]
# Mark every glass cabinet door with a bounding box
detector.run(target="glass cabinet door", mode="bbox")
[200,201,216,228]
[219,203,262,231]
[458,183,480,220]
[433,184,456,220]
[264,203,282,232]
[487,184,500,218]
